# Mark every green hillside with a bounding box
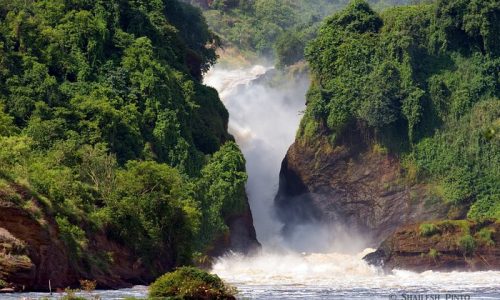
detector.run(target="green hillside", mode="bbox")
[0,0,249,273]
[300,0,499,218]
[189,0,416,66]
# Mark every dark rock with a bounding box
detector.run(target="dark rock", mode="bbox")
[208,198,261,257]
[275,136,454,246]
[363,248,388,268]
[364,221,500,272]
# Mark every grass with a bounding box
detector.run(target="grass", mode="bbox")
[458,234,476,256]
[428,248,439,260]
[476,228,495,246]
[435,220,470,234]
[419,223,440,237]
[0,279,7,288]
[372,143,388,155]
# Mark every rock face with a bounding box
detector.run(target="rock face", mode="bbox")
[364,220,500,272]
[275,136,454,246]
[0,189,73,291]
[0,184,153,291]
[226,202,260,255]
[0,182,258,291]
[208,199,260,258]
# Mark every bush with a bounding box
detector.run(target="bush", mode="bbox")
[419,223,440,237]
[476,228,495,246]
[428,248,439,259]
[458,234,476,256]
[60,288,87,300]
[149,267,236,299]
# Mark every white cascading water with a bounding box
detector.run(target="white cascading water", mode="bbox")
[204,65,308,244]
[203,65,500,300]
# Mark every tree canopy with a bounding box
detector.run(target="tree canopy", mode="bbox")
[0,0,249,273]
[300,0,500,219]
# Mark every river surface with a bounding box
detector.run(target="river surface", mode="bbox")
[5,65,500,300]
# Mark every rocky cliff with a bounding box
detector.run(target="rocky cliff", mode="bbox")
[0,182,154,291]
[0,181,258,291]
[275,134,454,246]
[364,220,500,272]
[274,0,499,267]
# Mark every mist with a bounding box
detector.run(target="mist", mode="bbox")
[205,65,308,245]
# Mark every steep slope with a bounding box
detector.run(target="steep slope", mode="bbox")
[275,0,499,259]
[0,0,258,291]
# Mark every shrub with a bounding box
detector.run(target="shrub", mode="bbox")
[458,234,476,256]
[0,279,7,289]
[149,267,236,299]
[79,279,97,292]
[428,248,439,259]
[60,288,86,300]
[419,223,440,237]
[476,228,495,247]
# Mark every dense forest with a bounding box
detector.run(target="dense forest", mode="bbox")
[0,0,499,293]
[299,0,499,219]
[0,0,252,279]
[186,0,420,67]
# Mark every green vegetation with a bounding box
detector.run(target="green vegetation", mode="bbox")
[416,220,497,258]
[60,289,87,300]
[195,0,413,66]
[458,234,476,256]
[476,228,495,246]
[301,0,500,219]
[419,223,440,237]
[149,266,236,299]
[428,248,439,259]
[0,0,248,274]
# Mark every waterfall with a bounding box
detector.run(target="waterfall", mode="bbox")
[203,65,500,300]
[205,65,308,245]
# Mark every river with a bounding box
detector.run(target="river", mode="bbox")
[5,65,500,300]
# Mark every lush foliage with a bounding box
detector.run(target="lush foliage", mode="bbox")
[0,0,248,273]
[149,266,236,299]
[197,0,413,66]
[419,223,440,237]
[301,0,500,218]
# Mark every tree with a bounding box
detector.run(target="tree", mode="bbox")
[0,102,17,136]
[195,142,247,247]
[358,62,403,127]
[274,31,305,69]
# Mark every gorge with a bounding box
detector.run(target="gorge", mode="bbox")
[0,0,499,299]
